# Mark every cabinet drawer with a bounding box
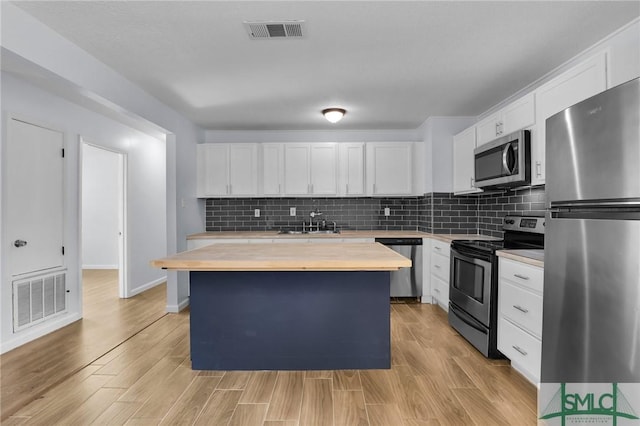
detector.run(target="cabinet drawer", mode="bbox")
[431,252,449,282]
[499,258,543,292]
[498,317,541,383]
[431,274,449,310]
[431,240,450,257]
[499,281,543,338]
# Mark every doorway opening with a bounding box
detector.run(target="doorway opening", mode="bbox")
[80,142,127,305]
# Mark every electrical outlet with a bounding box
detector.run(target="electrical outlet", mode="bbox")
[290,207,296,216]
[254,208,260,217]
[384,207,390,216]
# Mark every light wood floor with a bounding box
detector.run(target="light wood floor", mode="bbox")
[1,270,167,421]
[3,299,538,425]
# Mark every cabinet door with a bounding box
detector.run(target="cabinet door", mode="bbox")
[368,143,412,195]
[228,144,258,196]
[476,112,501,146]
[310,144,338,195]
[339,143,365,195]
[263,143,283,196]
[501,92,535,135]
[453,126,482,194]
[284,144,310,195]
[197,144,228,197]
[533,52,607,185]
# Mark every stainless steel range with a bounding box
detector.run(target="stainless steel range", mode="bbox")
[448,215,544,358]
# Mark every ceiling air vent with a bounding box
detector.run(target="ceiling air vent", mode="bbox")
[244,21,305,39]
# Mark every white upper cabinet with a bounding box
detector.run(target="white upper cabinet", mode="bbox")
[197,143,258,197]
[262,143,284,196]
[197,144,227,197]
[366,142,413,195]
[228,144,259,195]
[453,126,482,195]
[339,143,365,196]
[283,143,338,196]
[284,144,310,195]
[533,51,607,185]
[476,92,536,146]
[310,144,338,195]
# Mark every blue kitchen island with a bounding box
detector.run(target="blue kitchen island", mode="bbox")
[152,242,411,371]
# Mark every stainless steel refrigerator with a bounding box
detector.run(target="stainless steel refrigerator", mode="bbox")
[542,77,640,387]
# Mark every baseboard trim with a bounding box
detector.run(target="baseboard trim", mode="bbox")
[128,277,165,298]
[82,265,118,270]
[166,297,190,313]
[0,313,82,355]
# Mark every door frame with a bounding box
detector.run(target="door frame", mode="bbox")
[79,139,128,299]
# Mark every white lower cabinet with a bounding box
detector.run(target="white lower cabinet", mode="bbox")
[497,257,544,385]
[430,239,451,311]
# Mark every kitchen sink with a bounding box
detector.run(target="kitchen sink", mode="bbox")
[305,230,341,234]
[277,229,340,235]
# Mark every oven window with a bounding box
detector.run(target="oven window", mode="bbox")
[452,257,485,302]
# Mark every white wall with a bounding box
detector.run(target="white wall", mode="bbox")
[82,145,120,269]
[1,2,205,329]
[0,72,170,352]
[419,117,476,194]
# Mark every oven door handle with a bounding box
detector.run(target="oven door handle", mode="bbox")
[451,246,491,264]
[450,304,487,334]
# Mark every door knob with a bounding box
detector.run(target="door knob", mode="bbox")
[14,240,28,247]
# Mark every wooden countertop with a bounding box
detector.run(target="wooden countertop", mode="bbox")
[496,249,544,267]
[187,230,500,242]
[152,242,412,271]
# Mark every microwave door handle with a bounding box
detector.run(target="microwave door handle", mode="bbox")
[502,144,515,174]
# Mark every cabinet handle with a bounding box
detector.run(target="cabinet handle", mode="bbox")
[470,177,475,188]
[434,246,441,251]
[512,345,528,356]
[434,265,441,269]
[373,183,377,193]
[495,122,500,135]
[226,184,229,195]
[535,161,542,178]
[278,183,281,194]
[229,184,232,194]
[346,183,349,194]
[513,305,529,314]
[514,273,529,280]
[434,288,441,293]
[311,184,314,193]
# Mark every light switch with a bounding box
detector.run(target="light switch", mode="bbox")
[290,207,296,216]
[384,207,390,216]
[254,209,260,217]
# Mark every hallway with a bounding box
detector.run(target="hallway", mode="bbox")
[0,270,167,420]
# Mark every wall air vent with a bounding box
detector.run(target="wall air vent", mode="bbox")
[244,21,305,39]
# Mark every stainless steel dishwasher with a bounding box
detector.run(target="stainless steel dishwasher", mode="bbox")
[374,238,423,297]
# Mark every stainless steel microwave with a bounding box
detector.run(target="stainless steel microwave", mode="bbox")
[474,129,530,189]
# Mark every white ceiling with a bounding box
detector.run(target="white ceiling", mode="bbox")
[11,1,640,131]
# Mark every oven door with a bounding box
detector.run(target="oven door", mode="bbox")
[449,246,493,327]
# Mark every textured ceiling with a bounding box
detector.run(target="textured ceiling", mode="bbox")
[12,1,640,131]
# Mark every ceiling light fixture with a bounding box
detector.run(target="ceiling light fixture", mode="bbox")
[322,108,346,123]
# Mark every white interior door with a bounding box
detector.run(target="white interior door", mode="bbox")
[6,118,64,276]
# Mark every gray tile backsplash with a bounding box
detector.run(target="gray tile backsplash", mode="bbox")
[205,197,421,232]
[477,185,546,238]
[204,185,545,237]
